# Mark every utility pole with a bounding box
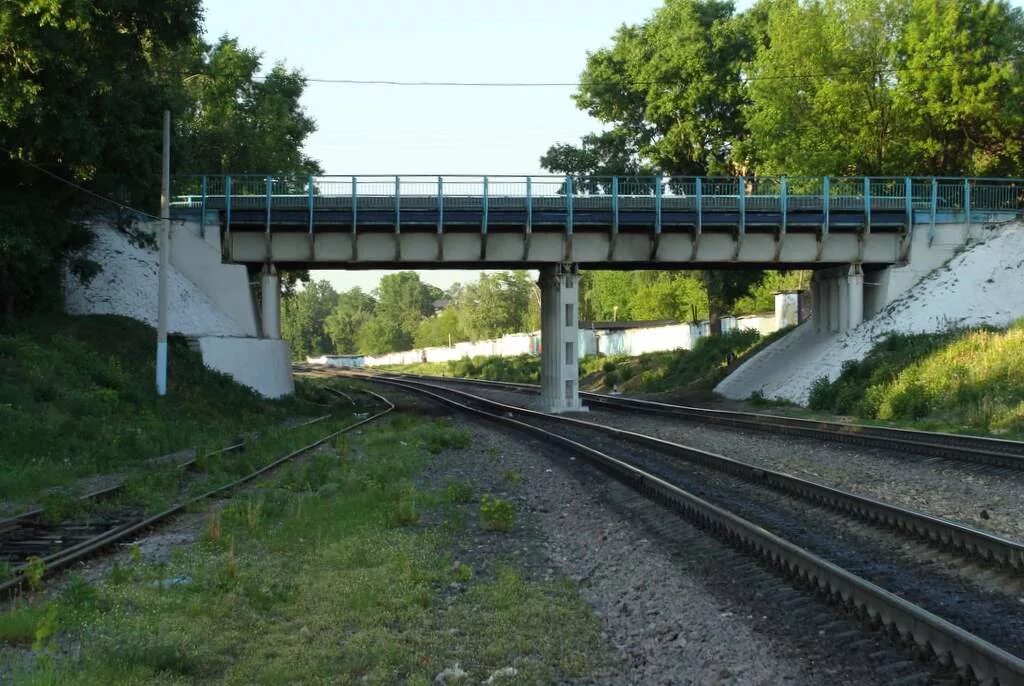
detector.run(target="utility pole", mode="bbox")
[156,110,170,396]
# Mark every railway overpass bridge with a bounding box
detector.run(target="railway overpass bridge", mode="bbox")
[171,174,1023,409]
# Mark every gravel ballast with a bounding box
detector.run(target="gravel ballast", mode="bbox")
[437,381,1024,543]
[390,389,938,685]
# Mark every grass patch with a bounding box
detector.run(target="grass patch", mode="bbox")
[479,495,516,532]
[1,414,604,684]
[0,315,327,510]
[807,320,1024,437]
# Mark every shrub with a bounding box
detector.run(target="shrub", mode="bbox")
[444,480,474,504]
[479,495,515,532]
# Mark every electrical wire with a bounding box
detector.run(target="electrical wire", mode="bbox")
[0,144,185,224]
[249,54,1020,88]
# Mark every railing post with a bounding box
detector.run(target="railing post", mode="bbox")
[863,177,871,227]
[565,175,574,234]
[394,175,401,234]
[964,178,971,224]
[696,177,703,236]
[265,175,273,235]
[437,176,444,234]
[307,175,315,236]
[822,176,830,235]
[612,176,619,235]
[929,176,938,245]
[654,175,663,236]
[526,176,532,232]
[738,176,746,234]
[482,176,489,235]
[351,175,357,233]
[200,175,207,239]
[224,175,232,261]
[780,176,788,234]
[904,176,913,222]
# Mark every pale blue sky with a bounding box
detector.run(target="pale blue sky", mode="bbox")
[203,0,672,292]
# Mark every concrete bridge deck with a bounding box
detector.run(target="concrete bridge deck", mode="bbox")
[171,175,1023,269]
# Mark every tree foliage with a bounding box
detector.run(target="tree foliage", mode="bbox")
[324,288,376,354]
[0,0,201,319]
[747,0,1024,175]
[0,2,323,320]
[281,280,338,361]
[175,37,322,175]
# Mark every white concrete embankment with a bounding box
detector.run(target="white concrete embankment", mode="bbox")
[716,222,1024,404]
[64,219,293,398]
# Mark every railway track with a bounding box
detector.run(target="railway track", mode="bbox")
[367,370,1024,470]
[348,372,1024,686]
[0,387,393,595]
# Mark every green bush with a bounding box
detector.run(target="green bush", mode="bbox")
[479,495,515,532]
[804,321,1024,436]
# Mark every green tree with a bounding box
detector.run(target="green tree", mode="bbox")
[357,315,411,355]
[456,271,537,340]
[544,0,757,177]
[744,0,909,175]
[895,0,1024,175]
[375,271,443,340]
[324,287,376,354]
[281,280,338,360]
[0,0,201,319]
[414,307,465,348]
[174,37,322,175]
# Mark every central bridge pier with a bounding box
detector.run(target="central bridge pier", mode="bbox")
[535,263,586,413]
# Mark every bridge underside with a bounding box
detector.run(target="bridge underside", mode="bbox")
[213,208,909,269]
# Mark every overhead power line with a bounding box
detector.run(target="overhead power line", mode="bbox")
[256,54,1020,88]
[0,144,185,225]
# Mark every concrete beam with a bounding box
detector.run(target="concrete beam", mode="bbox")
[534,263,586,413]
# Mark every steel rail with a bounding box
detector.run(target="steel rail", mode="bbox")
[0,414,333,533]
[369,370,1024,470]
[364,374,1024,686]
[363,374,1024,570]
[0,391,394,595]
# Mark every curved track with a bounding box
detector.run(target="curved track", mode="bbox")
[368,370,1024,470]
[348,372,1024,686]
[0,388,393,595]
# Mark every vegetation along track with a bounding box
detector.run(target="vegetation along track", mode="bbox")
[343,371,1024,685]
[0,387,393,595]
[374,371,1024,471]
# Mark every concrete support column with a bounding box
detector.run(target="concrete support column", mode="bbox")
[827,276,840,333]
[836,270,850,334]
[534,263,585,413]
[261,265,281,339]
[811,273,825,334]
[847,264,864,331]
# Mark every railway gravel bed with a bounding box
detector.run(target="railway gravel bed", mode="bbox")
[387,388,916,685]
[433,380,1024,543]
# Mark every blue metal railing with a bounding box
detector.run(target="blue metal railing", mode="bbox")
[170,175,1024,230]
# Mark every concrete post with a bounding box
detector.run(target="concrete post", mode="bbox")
[828,276,840,333]
[836,269,850,333]
[261,265,281,339]
[811,273,824,334]
[534,263,585,413]
[847,264,864,330]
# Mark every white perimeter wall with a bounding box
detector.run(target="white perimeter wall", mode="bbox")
[311,311,780,369]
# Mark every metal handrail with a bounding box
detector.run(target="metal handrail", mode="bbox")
[170,175,1024,232]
